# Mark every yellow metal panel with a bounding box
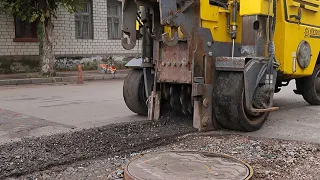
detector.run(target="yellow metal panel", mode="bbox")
[163,0,243,43]
[285,0,320,25]
[276,24,319,76]
[200,0,242,43]
[274,0,320,78]
[136,20,140,30]
[161,0,320,79]
[240,0,274,16]
[200,1,219,22]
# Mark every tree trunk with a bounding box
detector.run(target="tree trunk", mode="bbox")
[40,18,55,76]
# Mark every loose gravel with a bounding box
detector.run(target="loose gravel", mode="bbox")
[155,133,320,180]
[0,117,195,179]
[2,117,320,180]
[16,133,320,180]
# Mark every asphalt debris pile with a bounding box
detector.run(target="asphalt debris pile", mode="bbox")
[12,131,320,180]
[0,117,195,179]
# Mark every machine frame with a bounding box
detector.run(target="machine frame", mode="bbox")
[122,0,320,132]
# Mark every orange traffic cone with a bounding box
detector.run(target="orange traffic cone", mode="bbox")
[77,64,84,84]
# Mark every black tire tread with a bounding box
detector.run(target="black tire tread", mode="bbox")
[123,69,148,116]
[298,65,320,105]
[214,72,269,132]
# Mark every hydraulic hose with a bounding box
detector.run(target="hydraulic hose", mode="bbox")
[266,0,279,85]
[209,0,228,10]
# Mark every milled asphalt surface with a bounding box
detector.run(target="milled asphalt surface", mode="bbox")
[0,79,319,145]
[0,117,195,179]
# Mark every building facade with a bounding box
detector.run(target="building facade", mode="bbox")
[0,0,140,72]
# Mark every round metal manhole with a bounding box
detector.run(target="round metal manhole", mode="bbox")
[124,151,253,180]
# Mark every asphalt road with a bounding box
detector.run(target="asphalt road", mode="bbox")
[0,79,319,144]
[245,80,320,144]
[0,80,144,144]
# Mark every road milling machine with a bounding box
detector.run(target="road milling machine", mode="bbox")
[122,0,320,132]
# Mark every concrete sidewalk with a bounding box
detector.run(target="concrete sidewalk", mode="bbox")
[0,69,129,86]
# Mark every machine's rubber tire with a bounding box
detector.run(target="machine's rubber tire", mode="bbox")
[214,72,269,132]
[123,69,148,116]
[297,64,320,105]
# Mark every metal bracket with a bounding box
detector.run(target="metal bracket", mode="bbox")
[159,0,194,46]
[216,57,246,71]
[290,7,302,23]
[193,84,215,132]
[191,27,218,132]
[148,91,161,121]
[159,0,193,26]
[122,0,137,50]
[251,107,279,113]
[192,83,204,97]
[162,30,179,46]
[125,58,142,68]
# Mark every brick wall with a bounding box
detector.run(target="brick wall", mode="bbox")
[53,0,140,56]
[0,0,141,59]
[0,14,39,56]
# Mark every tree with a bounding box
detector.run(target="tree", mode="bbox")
[0,0,83,76]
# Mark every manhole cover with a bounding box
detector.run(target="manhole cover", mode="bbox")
[124,151,253,180]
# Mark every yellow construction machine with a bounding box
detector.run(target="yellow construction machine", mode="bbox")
[122,0,320,132]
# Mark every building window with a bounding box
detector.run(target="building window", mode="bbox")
[75,0,93,39]
[14,17,37,42]
[107,1,122,39]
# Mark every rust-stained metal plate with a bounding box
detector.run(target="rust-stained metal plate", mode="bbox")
[158,42,192,83]
[216,57,246,71]
[192,83,204,97]
[124,151,253,180]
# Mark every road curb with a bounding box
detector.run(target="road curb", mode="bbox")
[0,73,127,86]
